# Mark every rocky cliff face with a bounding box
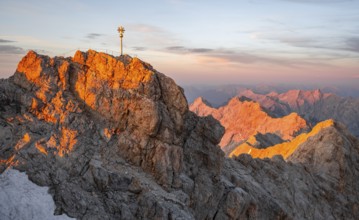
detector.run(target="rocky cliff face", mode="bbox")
[229,119,335,158]
[238,89,359,138]
[1,50,359,219]
[225,120,359,219]
[0,50,225,219]
[190,96,308,154]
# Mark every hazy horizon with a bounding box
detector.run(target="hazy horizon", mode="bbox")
[0,0,358,86]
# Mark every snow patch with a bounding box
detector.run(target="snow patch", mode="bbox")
[0,169,73,220]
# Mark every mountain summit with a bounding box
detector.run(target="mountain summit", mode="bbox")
[1,50,359,219]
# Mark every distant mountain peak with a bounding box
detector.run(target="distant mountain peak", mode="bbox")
[236,89,359,137]
[192,96,213,107]
[190,95,309,151]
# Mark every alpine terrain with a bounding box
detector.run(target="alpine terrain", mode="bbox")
[0,50,359,219]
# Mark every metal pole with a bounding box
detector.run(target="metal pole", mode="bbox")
[121,36,123,56]
[118,26,125,56]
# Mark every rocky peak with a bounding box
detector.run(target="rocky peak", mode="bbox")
[192,96,212,107]
[190,96,309,152]
[237,88,359,137]
[288,120,359,191]
[239,89,256,96]
[8,50,191,187]
[14,50,188,135]
[279,89,325,107]
[1,50,229,219]
[189,97,214,116]
[1,50,359,219]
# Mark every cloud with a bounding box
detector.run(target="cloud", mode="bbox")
[132,47,147,51]
[128,24,166,33]
[346,37,359,53]
[205,52,299,66]
[166,46,213,54]
[0,45,25,54]
[0,39,16,43]
[163,44,341,68]
[125,23,181,49]
[163,45,305,66]
[85,33,103,39]
[190,48,213,53]
[262,35,359,54]
[166,46,186,52]
[277,37,324,48]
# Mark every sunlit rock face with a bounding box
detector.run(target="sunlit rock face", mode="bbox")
[0,50,224,219]
[238,89,359,138]
[229,119,335,158]
[190,96,309,154]
[11,50,189,183]
[1,50,359,219]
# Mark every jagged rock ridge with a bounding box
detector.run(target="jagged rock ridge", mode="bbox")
[190,96,309,154]
[229,119,335,158]
[238,89,359,138]
[0,50,359,219]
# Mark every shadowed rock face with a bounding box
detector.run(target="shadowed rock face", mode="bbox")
[224,121,359,219]
[1,50,359,219]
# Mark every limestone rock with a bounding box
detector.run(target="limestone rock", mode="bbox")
[229,120,335,159]
[238,89,359,138]
[1,50,359,220]
[288,121,359,193]
[0,50,222,219]
[190,96,309,154]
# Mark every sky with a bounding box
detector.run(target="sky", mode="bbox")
[0,0,358,86]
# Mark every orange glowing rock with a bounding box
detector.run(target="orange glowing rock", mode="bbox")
[45,128,78,157]
[190,97,308,149]
[23,133,31,142]
[0,155,18,168]
[102,128,113,141]
[16,50,43,82]
[15,133,31,151]
[229,119,335,159]
[35,142,48,155]
[58,128,78,157]
[57,61,70,90]
[72,50,154,112]
[31,98,39,110]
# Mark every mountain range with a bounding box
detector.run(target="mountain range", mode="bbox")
[190,88,359,159]
[190,96,309,154]
[237,89,359,138]
[184,84,359,107]
[1,50,359,219]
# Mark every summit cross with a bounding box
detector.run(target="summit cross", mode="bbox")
[117,26,125,56]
